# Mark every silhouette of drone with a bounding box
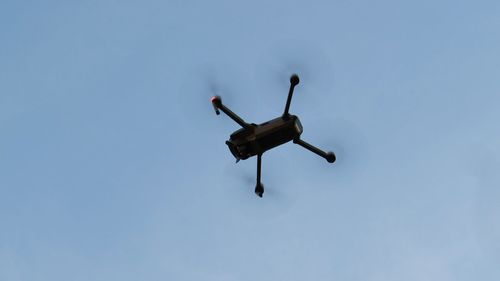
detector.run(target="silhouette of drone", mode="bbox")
[212,74,335,197]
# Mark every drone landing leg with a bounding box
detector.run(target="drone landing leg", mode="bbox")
[294,138,336,163]
[211,96,251,129]
[255,153,264,197]
[283,74,300,117]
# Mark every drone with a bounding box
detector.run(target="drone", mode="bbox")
[211,74,335,197]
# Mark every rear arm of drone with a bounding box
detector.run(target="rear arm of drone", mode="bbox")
[284,74,335,163]
[283,74,300,117]
[211,96,251,129]
[294,138,336,163]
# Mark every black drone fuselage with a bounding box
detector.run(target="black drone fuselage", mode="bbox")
[226,115,303,161]
[211,74,335,197]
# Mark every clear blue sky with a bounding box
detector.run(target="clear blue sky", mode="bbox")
[1,1,500,280]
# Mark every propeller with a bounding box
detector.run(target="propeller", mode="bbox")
[253,40,336,111]
[179,40,335,127]
[296,115,370,187]
[177,61,247,127]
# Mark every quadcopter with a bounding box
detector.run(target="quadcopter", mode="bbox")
[211,74,335,197]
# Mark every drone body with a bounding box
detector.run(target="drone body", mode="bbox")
[211,74,335,197]
[226,115,303,161]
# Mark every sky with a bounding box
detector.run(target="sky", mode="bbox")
[1,1,500,280]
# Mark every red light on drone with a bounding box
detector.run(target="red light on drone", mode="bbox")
[211,96,220,115]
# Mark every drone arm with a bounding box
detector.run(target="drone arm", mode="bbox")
[283,74,300,117]
[293,138,336,163]
[255,153,264,197]
[211,96,251,129]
